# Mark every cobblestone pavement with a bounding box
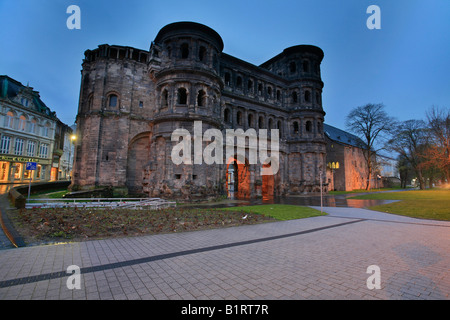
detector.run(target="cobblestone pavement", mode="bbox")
[0,206,449,301]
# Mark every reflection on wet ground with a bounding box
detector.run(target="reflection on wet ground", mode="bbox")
[183,194,397,209]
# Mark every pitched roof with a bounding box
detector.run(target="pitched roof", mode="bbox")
[0,75,56,119]
[323,123,367,149]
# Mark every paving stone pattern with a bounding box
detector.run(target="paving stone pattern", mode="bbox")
[0,207,449,300]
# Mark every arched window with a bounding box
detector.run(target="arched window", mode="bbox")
[162,89,169,107]
[267,86,272,97]
[302,60,309,72]
[5,111,14,128]
[258,116,264,129]
[268,118,273,129]
[248,114,254,127]
[236,111,242,125]
[177,88,187,105]
[276,90,281,101]
[289,61,296,73]
[43,122,51,137]
[306,120,312,132]
[29,118,37,134]
[292,92,298,103]
[293,121,299,134]
[18,115,27,131]
[236,76,242,89]
[180,43,189,59]
[277,120,282,136]
[198,46,206,62]
[224,72,231,86]
[317,121,322,134]
[224,108,231,123]
[247,79,253,92]
[305,90,311,102]
[258,83,263,95]
[197,90,206,107]
[108,94,118,108]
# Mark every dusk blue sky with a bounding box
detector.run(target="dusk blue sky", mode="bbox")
[1,0,449,132]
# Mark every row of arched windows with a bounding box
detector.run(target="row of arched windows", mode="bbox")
[2,110,52,137]
[222,71,321,106]
[160,87,208,107]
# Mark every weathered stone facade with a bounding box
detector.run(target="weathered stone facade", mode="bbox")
[72,22,327,200]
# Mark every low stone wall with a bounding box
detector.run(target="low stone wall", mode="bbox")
[8,181,71,209]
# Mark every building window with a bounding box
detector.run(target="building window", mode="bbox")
[236,76,242,89]
[305,90,311,102]
[21,98,29,107]
[27,141,36,157]
[5,111,14,128]
[248,113,253,127]
[306,121,312,132]
[0,136,11,154]
[18,115,27,131]
[139,101,144,108]
[302,60,309,73]
[258,83,263,95]
[247,79,253,92]
[162,89,169,107]
[224,72,231,86]
[224,108,231,123]
[199,46,206,62]
[39,143,49,158]
[197,90,206,107]
[289,61,296,73]
[108,94,118,108]
[177,88,187,105]
[14,138,24,155]
[268,118,273,129]
[276,90,281,101]
[42,123,51,137]
[180,43,189,59]
[236,111,242,125]
[292,92,298,103]
[29,119,37,134]
[277,120,282,136]
[293,121,299,134]
[258,116,264,129]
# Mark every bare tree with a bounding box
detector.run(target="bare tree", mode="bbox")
[423,106,450,183]
[345,103,395,190]
[388,120,428,189]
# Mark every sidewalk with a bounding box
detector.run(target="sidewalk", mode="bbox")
[0,205,449,300]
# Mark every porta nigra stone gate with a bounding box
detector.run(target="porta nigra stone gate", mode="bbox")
[72,22,327,201]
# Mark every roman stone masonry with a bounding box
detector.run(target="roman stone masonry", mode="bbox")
[72,22,327,200]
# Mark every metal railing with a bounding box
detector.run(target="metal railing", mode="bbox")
[25,197,176,210]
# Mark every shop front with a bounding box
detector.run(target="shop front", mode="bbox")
[0,156,50,183]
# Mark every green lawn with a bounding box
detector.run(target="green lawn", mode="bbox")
[219,204,326,221]
[350,189,450,221]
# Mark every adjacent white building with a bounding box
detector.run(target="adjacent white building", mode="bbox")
[0,75,64,183]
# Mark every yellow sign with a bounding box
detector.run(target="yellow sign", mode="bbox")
[0,156,41,163]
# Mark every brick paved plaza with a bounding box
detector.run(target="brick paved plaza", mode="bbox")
[0,205,448,304]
